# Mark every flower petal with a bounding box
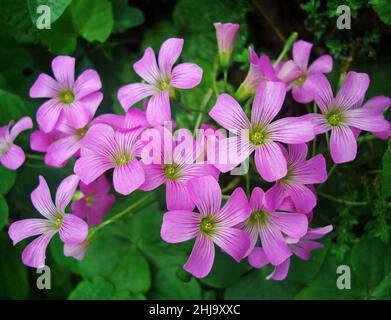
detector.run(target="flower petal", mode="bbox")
[291,82,314,103]
[46,135,80,166]
[158,38,184,75]
[270,211,308,239]
[255,141,287,182]
[248,247,269,268]
[78,91,103,118]
[8,219,54,245]
[269,117,314,143]
[64,242,89,261]
[307,73,334,113]
[213,228,250,262]
[345,108,390,132]
[266,258,290,281]
[287,143,307,164]
[59,214,88,244]
[51,56,75,87]
[112,159,145,195]
[293,40,312,71]
[117,83,156,112]
[29,73,60,98]
[9,116,33,141]
[330,126,357,164]
[284,184,317,213]
[31,176,57,220]
[0,144,25,170]
[276,60,303,84]
[250,187,265,211]
[133,47,159,84]
[260,224,292,266]
[55,175,80,212]
[294,153,327,184]
[36,98,63,133]
[21,231,56,268]
[74,155,114,185]
[184,235,215,278]
[187,176,221,215]
[291,240,323,260]
[161,210,200,243]
[171,62,202,89]
[308,54,333,74]
[335,71,369,111]
[217,187,250,227]
[304,225,333,240]
[264,182,286,212]
[146,90,171,126]
[62,101,91,129]
[74,69,102,99]
[166,180,195,211]
[139,164,165,191]
[363,95,391,112]
[251,81,286,126]
[299,113,330,135]
[209,93,250,134]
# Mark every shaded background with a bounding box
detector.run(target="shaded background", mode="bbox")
[1,0,391,299]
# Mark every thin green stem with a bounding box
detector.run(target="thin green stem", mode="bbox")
[317,191,367,206]
[273,32,298,67]
[26,153,44,160]
[223,70,228,91]
[193,89,213,137]
[212,58,219,98]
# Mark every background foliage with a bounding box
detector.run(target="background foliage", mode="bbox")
[1,0,391,300]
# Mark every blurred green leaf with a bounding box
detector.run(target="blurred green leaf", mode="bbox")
[27,0,72,25]
[112,0,144,34]
[382,141,391,198]
[0,196,9,230]
[370,0,391,25]
[70,0,114,42]
[0,166,16,195]
[0,89,33,124]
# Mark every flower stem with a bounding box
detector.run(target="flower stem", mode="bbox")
[223,70,228,90]
[26,153,44,160]
[273,32,298,67]
[193,89,213,137]
[317,191,367,206]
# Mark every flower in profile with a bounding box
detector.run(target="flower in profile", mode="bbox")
[305,72,390,164]
[74,123,145,195]
[30,56,102,133]
[0,116,33,170]
[8,175,88,268]
[249,225,332,281]
[140,127,219,210]
[64,240,90,261]
[161,176,251,278]
[235,50,279,102]
[278,40,333,103]
[117,38,203,126]
[209,81,314,181]
[72,175,115,225]
[266,143,327,213]
[30,129,65,167]
[241,187,308,265]
[214,22,240,69]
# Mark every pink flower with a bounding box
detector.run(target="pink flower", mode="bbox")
[72,175,115,225]
[266,144,327,213]
[64,241,90,261]
[279,40,333,103]
[161,176,251,278]
[30,129,65,167]
[214,22,240,69]
[8,175,88,268]
[93,109,150,131]
[241,187,308,265]
[306,72,390,164]
[235,50,280,102]
[30,56,102,133]
[117,38,203,126]
[209,81,315,181]
[249,225,332,281]
[140,127,219,210]
[74,123,145,195]
[0,117,32,170]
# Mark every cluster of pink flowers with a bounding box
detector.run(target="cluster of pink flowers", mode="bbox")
[3,23,391,281]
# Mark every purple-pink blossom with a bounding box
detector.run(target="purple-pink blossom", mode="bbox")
[8,175,88,268]
[305,71,390,164]
[30,56,102,133]
[0,116,32,170]
[214,22,240,69]
[117,38,203,126]
[209,81,315,181]
[161,176,251,278]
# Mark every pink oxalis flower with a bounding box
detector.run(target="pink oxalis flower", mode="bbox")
[140,127,219,210]
[306,71,390,164]
[249,225,332,281]
[0,116,32,170]
[209,81,314,181]
[161,176,251,278]
[214,22,240,69]
[8,175,88,268]
[117,38,203,126]
[30,56,102,133]
[242,187,308,265]
[74,123,145,195]
[266,143,327,213]
[72,175,115,225]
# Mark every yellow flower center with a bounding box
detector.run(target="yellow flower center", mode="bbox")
[326,111,344,127]
[295,75,306,85]
[163,164,180,180]
[115,154,131,166]
[58,89,75,104]
[248,210,269,227]
[250,129,269,146]
[200,217,216,235]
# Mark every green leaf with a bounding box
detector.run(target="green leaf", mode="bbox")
[0,166,16,195]
[149,266,202,299]
[109,246,151,293]
[70,0,114,42]
[0,196,9,230]
[68,276,146,300]
[0,231,29,299]
[0,89,33,124]
[381,141,391,198]
[112,0,144,34]
[27,0,72,25]
[370,0,391,25]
